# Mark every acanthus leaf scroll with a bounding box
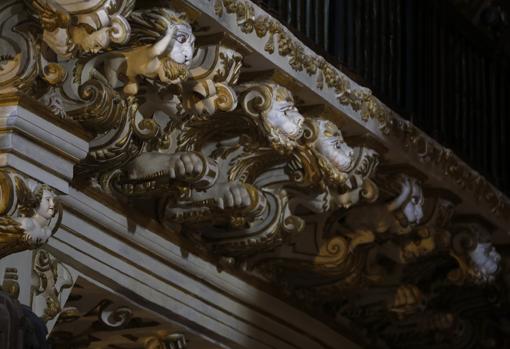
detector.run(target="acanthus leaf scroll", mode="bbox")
[1,2,507,348]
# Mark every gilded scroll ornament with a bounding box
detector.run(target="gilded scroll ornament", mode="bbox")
[104,7,194,96]
[28,0,133,59]
[32,249,73,322]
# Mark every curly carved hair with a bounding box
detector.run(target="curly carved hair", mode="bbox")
[128,7,191,47]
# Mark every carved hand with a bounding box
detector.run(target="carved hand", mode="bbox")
[168,152,204,179]
[216,182,253,210]
[388,284,424,316]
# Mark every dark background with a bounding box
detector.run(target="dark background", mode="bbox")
[254,0,510,195]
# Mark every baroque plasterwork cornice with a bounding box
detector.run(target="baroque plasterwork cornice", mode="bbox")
[200,0,510,228]
[0,1,508,347]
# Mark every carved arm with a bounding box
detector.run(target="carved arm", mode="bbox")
[386,176,412,212]
[150,22,175,57]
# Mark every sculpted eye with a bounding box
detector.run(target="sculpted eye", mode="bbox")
[176,34,188,44]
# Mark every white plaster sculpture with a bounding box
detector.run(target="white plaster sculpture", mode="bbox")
[314,119,355,172]
[32,0,132,59]
[16,185,58,245]
[105,8,195,95]
[467,241,501,283]
[339,175,424,251]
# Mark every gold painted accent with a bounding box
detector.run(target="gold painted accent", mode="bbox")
[0,94,92,141]
[215,0,510,223]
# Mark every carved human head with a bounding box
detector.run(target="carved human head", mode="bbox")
[401,178,424,225]
[70,25,112,54]
[129,8,195,78]
[33,184,57,220]
[240,82,305,150]
[265,85,304,140]
[468,241,500,282]
[168,23,195,66]
[450,222,501,284]
[400,228,450,262]
[314,119,354,172]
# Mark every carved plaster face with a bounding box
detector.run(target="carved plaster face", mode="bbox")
[315,119,354,171]
[469,242,500,281]
[402,180,424,225]
[71,25,111,54]
[43,28,74,58]
[401,234,436,261]
[265,87,304,140]
[168,24,195,66]
[37,189,56,220]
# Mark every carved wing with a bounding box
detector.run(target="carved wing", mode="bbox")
[0,215,29,259]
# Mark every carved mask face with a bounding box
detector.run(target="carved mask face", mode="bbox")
[80,27,111,54]
[43,27,74,58]
[402,181,424,224]
[401,234,436,261]
[168,24,195,66]
[315,120,354,171]
[68,24,111,54]
[265,91,304,140]
[37,190,56,220]
[469,242,500,280]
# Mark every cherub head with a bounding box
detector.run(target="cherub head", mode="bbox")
[314,119,354,172]
[33,184,57,221]
[70,25,112,54]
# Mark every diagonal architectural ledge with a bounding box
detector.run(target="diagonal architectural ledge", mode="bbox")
[0,0,508,348]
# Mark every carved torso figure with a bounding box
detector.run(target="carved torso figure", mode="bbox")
[0,172,61,258]
[104,8,195,95]
[16,186,57,245]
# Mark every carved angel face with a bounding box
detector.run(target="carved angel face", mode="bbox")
[315,119,354,171]
[168,24,195,66]
[401,234,436,261]
[36,189,56,220]
[469,242,500,281]
[265,88,304,140]
[72,25,112,54]
[402,180,424,224]
[43,28,74,58]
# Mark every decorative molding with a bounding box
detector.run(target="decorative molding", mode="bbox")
[0,0,508,347]
[210,0,510,226]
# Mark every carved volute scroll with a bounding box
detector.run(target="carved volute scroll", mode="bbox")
[1,1,508,347]
[32,249,73,322]
[0,170,62,259]
[27,0,133,59]
[0,1,39,95]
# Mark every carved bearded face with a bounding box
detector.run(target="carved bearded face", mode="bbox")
[168,24,195,66]
[265,87,304,140]
[157,24,194,83]
[402,180,424,225]
[469,242,501,281]
[315,119,354,171]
